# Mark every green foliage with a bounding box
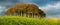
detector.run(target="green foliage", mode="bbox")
[0,16,60,25]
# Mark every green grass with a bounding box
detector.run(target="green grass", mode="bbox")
[0,16,60,25]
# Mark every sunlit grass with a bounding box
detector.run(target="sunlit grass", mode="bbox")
[0,16,60,25]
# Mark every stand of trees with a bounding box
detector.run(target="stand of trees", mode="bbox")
[5,4,46,18]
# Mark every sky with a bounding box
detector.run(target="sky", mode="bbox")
[0,0,60,18]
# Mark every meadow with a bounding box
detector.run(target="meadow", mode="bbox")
[0,16,60,25]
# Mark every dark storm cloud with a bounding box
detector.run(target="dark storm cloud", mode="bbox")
[0,0,23,7]
[0,0,60,18]
[0,0,23,15]
[23,0,60,6]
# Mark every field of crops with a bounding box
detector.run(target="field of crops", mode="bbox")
[0,16,60,25]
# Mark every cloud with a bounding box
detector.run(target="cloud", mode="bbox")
[0,6,7,15]
[0,6,5,13]
[40,2,60,18]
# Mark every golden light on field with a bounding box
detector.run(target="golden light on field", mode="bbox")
[47,18,60,23]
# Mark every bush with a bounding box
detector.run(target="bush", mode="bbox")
[0,16,60,25]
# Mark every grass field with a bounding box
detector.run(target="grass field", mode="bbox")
[0,16,60,25]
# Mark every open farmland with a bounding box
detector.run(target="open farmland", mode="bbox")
[0,16,60,25]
